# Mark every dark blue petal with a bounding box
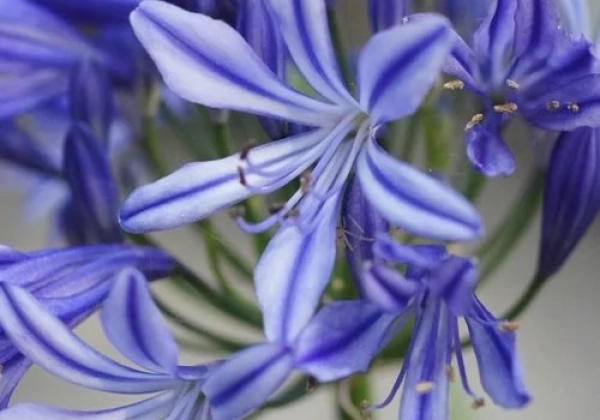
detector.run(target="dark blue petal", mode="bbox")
[368,0,409,33]
[0,355,31,409]
[465,114,516,176]
[537,127,600,278]
[361,262,418,313]
[203,342,293,420]
[513,0,560,63]
[31,0,141,24]
[0,121,61,175]
[373,236,446,271]
[294,300,397,381]
[442,30,480,92]
[63,123,123,244]
[425,256,477,316]
[466,298,532,408]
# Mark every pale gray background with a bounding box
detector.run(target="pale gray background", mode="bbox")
[5,1,600,419]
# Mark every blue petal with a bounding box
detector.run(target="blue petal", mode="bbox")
[266,0,356,106]
[368,0,409,32]
[255,193,339,344]
[554,0,592,37]
[69,61,114,142]
[356,139,484,241]
[513,0,560,64]
[295,300,396,381]
[202,342,294,420]
[131,1,341,126]
[425,256,477,316]
[0,391,180,420]
[0,121,61,175]
[361,262,418,313]
[537,127,600,278]
[0,355,31,409]
[120,126,334,233]
[101,270,178,375]
[373,236,446,271]
[31,0,141,24]
[358,14,453,123]
[465,114,516,176]
[0,283,180,393]
[466,298,532,408]
[442,31,480,92]
[63,123,123,244]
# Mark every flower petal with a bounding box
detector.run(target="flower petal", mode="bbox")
[465,115,516,176]
[0,391,180,420]
[368,0,409,32]
[0,283,179,393]
[130,1,340,126]
[426,256,477,316]
[361,262,418,313]
[356,139,483,241]
[255,193,339,343]
[295,300,396,381]
[101,269,178,374]
[63,123,122,244]
[0,355,31,409]
[358,14,453,123]
[466,299,531,408]
[202,342,294,420]
[513,0,560,62]
[537,127,600,278]
[267,0,355,106]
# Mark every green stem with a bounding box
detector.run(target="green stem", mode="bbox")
[327,9,352,88]
[422,108,450,173]
[336,375,372,420]
[475,170,545,286]
[503,273,547,321]
[463,167,487,202]
[265,376,310,408]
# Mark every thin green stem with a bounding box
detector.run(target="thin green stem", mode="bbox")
[502,273,547,321]
[336,375,372,420]
[327,9,352,88]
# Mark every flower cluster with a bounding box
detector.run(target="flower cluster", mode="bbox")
[0,0,598,419]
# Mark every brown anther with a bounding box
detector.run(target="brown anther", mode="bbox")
[506,79,520,90]
[464,114,484,131]
[443,80,465,90]
[360,401,372,420]
[300,171,312,193]
[228,207,245,219]
[546,100,561,111]
[237,166,247,186]
[268,202,286,214]
[445,365,456,382]
[331,277,346,292]
[493,102,518,113]
[239,140,256,160]
[568,102,581,113]
[471,398,486,410]
[415,381,435,394]
[285,208,300,218]
[499,321,520,332]
[306,376,317,392]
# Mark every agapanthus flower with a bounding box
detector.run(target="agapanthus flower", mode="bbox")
[120,0,482,244]
[0,269,213,419]
[368,0,409,32]
[443,0,600,176]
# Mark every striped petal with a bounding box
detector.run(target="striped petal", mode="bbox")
[131,1,340,126]
[358,14,453,123]
[356,139,483,241]
[0,283,180,393]
[101,270,178,374]
[267,0,356,106]
[202,343,294,420]
[255,193,339,344]
[120,127,332,233]
[368,0,409,32]
[361,262,418,313]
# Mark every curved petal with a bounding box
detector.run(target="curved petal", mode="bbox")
[466,299,531,408]
[442,31,480,92]
[120,127,332,233]
[202,343,294,420]
[465,115,516,176]
[361,262,418,313]
[267,0,356,106]
[356,140,483,241]
[426,256,477,316]
[101,270,178,375]
[0,355,31,409]
[0,284,179,394]
[255,193,339,344]
[368,0,409,32]
[555,0,591,37]
[358,14,453,123]
[373,236,445,270]
[0,391,180,420]
[131,1,340,126]
[295,300,396,381]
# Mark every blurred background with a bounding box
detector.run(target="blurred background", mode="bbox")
[5,1,600,419]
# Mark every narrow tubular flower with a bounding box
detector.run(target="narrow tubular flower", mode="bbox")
[0,269,214,419]
[537,127,600,279]
[442,0,600,176]
[120,0,483,243]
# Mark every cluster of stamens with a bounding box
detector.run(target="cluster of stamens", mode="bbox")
[546,100,580,113]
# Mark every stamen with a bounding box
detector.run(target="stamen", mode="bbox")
[465,114,484,131]
[228,207,244,219]
[306,376,317,392]
[237,166,247,186]
[568,102,581,113]
[499,321,520,332]
[268,202,286,214]
[360,401,372,420]
[443,80,465,90]
[546,100,561,111]
[300,171,312,193]
[493,103,518,114]
[506,79,520,90]
[471,398,486,410]
[239,140,256,160]
[415,381,435,394]
[445,365,456,382]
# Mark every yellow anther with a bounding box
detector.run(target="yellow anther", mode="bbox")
[493,102,518,113]
[506,79,520,90]
[415,381,435,394]
[568,102,581,113]
[499,321,521,332]
[443,80,465,90]
[546,100,561,111]
[471,398,486,410]
[465,114,484,131]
